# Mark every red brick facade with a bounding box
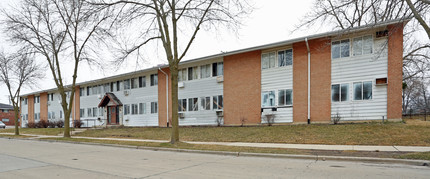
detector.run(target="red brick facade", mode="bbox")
[387,23,404,120]
[0,109,15,126]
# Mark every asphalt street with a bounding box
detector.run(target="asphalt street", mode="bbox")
[0,138,429,178]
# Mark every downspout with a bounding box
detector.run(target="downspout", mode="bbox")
[158,67,169,127]
[305,38,311,124]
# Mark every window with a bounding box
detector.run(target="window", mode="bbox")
[261,91,275,107]
[117,81,121,91]
[200,64,211,78]
[188,98,198,111]
[353,81,372,100]
[212,62,223,76]
[80,88,84,96]
[1,109,8,113]
[331,84,349,102]
[104,83,110,93]
[139,103,146,114]
[151,102,158,114]
[178,69,187,81]
[93,107,97,117]
[2,119,9,122]
[124,79,131,90]
[92,85,100,94]
[87,108,92,117]
[332,39,350,59]
[80,109,84,118]
[52,111,56,119]
[24,98,28,105]
[262,52,276,69]
[139,76,146,88]
[34,96,40,103]
[35,113,40,120]
[278,49,293,67]
[131,104,138,115]
[200,97,210,110]
[151,74,158,86]
[353,35,373,56]
[188,66,198,80]
[178,99,187,112]
[278,89,293,106]
[60,111,63,119]
[213,95,223,110]
[87,86,91,96]
[48,112,52,119]
[124,104,130,115]
[131,78,138,89]
[99,108,103,116]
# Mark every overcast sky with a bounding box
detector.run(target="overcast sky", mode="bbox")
[0,0,319,104]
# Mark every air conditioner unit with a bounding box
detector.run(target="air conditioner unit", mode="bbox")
[216,111,224,117]
[178,112,185,118]
[124,90,130,96]
[216,76,224,83]
[178,82,185,88]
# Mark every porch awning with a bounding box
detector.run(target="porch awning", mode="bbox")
[98,93,123,107]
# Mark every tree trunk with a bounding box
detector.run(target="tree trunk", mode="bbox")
[63,101,71,138]
[14,106,19,135]
[170,63,179,144]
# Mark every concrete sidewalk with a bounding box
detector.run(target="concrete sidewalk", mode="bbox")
[1,132,430,152]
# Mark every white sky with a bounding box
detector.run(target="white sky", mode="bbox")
[0,0,319,104]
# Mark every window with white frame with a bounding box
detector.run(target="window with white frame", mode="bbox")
[278,89,293,106]
[188,66,198,80]
[262,91,275,107]
[151,102,158,114]
[34,96,40,103]
[278,49,293,67]
[124,79,131,90]
[332,39,350,59]
[131,104,138,115]
[34,113,40,120]
[117,81,121,91]
[178,68,187,82]
[124,104,130,115]
[139,103,146,114]
[52,111,56,119]
[80,109,84,118]
[104,83,110,92]
[188,98,198,111]
[93,107,97,117]
[353,81,372,100]
[24,98,28,105]
[178,99,187,112]
[200,97,210,110]
[48,112,52,119]
[353,35,373,56]
[87,86,91,95]
[131,78,138,89]
[213,95,223,110]
[80,88,84,96]
[200,64,211,78]
[331,84,349,102]
[151,74,158,86]
[87,108,92,117]
[139,76,146,88]
[261,52,276,69]
[212,62,223,76]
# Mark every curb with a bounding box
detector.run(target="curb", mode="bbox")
[1,136,429,167]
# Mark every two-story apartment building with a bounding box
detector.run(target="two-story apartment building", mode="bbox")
[19,19,406,127]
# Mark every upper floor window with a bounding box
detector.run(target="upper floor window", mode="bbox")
[188,66,198,80]
[200,64,211,79]
[353,81,372,100]
[80,88,84,96]
[131,78,138,89]
[331,84,349,102]
[87,86,91,96]
[124,79,131,90]
[353,35,373,56]
[178,69,187,82]
[139,76,146,88]
[262,52,276,69]
[150,74,158,86]
[116,81,121,91]
[103,83,110,92]
[212,62,223,76]
[332,39,350,59]
[34,96,40,103]
[278,49,293,67]
[23,98,28,105]
[49,93,54,101]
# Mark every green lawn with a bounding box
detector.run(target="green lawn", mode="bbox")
[74,120,430,146]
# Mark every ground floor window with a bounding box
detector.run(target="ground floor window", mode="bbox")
[278,89,293,106]
[353,81,372,100]
[124,104,130,115]
[151,102,158,114]
[131,104,138,115]
[331,84,349,102]
[213,95,223,110]
[200,97,211,110]
[188,98,198,111]
[80,109,84,118]
[178,99,187,112]
[262,91,275,107]
[87,108,92,117]
[139,103,146,114]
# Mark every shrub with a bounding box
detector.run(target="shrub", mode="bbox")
[36,120,49,128]
[332,112,342,125]
[26,121,36,128]
[73,120,83,128]
[56,120,64,128]
[48,121,57,128]
[264,114,276,126]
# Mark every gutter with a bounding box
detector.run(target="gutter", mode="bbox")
[158,68,169,127]
[305,38,311,124]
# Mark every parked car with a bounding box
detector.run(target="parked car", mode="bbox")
[0,121,5,129]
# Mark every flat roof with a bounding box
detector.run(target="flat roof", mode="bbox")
[21,18,410,97]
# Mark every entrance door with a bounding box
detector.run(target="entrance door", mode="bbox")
[108,106,117,125]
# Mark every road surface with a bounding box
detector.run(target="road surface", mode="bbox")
[0,138,429,178]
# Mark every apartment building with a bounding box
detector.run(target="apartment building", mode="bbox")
[0,103,16,126]
[19,19,406,127]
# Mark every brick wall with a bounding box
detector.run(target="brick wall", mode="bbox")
[40,92,48,121]
[0,110,15,126]
[292,41,309,123]
[387,23,404,120]
[158,67,172,127]
[28,95,34,123]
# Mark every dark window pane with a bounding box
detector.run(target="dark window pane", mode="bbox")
[286,49,293,66]
[341,84,349,101]
[218,95,223,109]
[278,90,285,106]
[278,51,285,67]
[212,63,217,77]
[353,82,362,100]
[286,89,293,105]
[331,84,340,102]
[363,81,372,100]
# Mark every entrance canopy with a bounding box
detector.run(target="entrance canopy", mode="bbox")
[98,93,123,108]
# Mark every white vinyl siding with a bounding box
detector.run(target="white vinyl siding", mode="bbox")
[331,35,388,121]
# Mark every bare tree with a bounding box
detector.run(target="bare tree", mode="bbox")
[2,0,111,137]
[0,52,44,135]
[90,0,252,144]
[406,0,430,39]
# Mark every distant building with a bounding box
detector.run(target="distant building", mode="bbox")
[0,103,16,126]
[19,19,407,127]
